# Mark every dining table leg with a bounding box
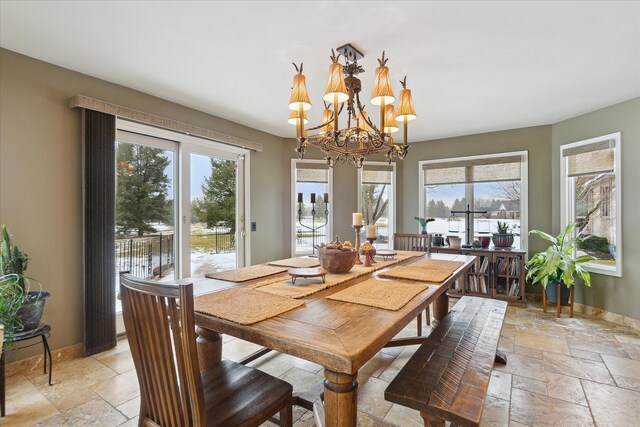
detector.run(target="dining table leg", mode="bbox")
[323,369,358,427]
[433,292,449,321]
[196,326,222,370]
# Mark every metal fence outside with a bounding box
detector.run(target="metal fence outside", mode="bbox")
[116,231,236,279]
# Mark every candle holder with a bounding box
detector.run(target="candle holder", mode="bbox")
[353,225,363,265]
[297,192,329,255]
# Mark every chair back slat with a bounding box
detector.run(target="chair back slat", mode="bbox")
[393,233,431,253]
[120,273,205,426]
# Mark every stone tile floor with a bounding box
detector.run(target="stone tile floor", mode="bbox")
[4,303,640,426]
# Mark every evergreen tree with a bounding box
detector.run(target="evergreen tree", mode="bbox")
[116,143,171,237]
[194,159,236,232]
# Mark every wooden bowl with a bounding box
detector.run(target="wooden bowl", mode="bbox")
[317,248,357,274]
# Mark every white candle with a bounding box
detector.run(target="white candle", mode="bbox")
[366,224,376,238]
[353,213,363,226]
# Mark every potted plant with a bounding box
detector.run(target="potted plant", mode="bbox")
[414,216,435,234]
[0,225,48,332]
[0,273,26,351]
[492,221,514,248]
[525,222,594,304]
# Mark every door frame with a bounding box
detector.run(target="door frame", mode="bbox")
[116,119,251,277]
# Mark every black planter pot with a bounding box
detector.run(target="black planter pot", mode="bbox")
[546,282,571,305]
[16,291,50,332]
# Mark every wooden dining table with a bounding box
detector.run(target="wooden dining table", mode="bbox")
[194,252,475,427]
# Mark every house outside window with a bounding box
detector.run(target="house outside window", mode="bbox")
[419,151,528,250]
[561,132,622,277]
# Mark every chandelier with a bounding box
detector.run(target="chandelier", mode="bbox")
[287,44,417,168]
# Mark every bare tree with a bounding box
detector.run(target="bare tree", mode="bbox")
[362,184,388,225]
[491,181,521,204]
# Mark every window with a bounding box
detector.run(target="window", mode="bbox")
[291,160,333,255]
[561,132,622,277]
[419,152,528,250]
[358,163,395,249]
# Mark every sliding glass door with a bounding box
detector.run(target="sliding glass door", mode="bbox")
[114,120,249,332]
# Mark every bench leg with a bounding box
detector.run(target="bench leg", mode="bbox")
[420,412,445,427]
[416,312,423,336]
[425,305,431,326]
[495,350,508,365]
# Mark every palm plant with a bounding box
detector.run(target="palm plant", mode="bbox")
[525,222,594,289]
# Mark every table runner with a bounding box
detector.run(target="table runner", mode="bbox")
[205,264,288,282]
[194,288,304,325]
[326,278,428,311]
[254,252,422,299]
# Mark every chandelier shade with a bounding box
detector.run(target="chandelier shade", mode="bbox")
[357,111,373,133]
[396,87,417,122]
[319,108,334,134]
[288,109,309,126]
[384,105,399,134]
[289,73,312,111]
[323,62,349,104]
[370,65,395,106]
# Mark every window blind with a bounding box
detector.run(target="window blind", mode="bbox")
[362,164,393,185]
[562,138,615,177]
[296,162,329,183]
[423,155,522,185]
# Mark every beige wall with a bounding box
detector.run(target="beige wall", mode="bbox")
[551,97,640,319]
[0,48,288,360]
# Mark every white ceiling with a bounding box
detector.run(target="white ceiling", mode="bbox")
[1,1,639,141]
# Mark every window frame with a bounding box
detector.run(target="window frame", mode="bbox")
[291,159,334,256]
[357,161,396,249]
[560,132,622,277]
[418,151,529,252]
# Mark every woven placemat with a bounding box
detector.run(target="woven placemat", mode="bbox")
[205,265,288,282]
[268,257,320,268]
[378,266,452,283]
[194,288,304,325]
[327,278,428,311]
[408,259,464,271]
[254,253,425,299]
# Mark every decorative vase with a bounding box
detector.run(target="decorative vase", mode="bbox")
[421,226,428,235]
[492,233,514,248]
[431,234,444,247]
[478,235,491,248]
[449,236,462,249]
[16,291,50,332]
[546,282,571,305]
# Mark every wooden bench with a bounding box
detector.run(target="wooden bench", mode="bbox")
[385,296,508,427]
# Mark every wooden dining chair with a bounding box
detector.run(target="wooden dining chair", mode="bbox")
[119,273,293,427]
[393,233,432,333]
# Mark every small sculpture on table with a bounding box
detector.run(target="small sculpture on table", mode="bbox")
[360,242,376,267]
